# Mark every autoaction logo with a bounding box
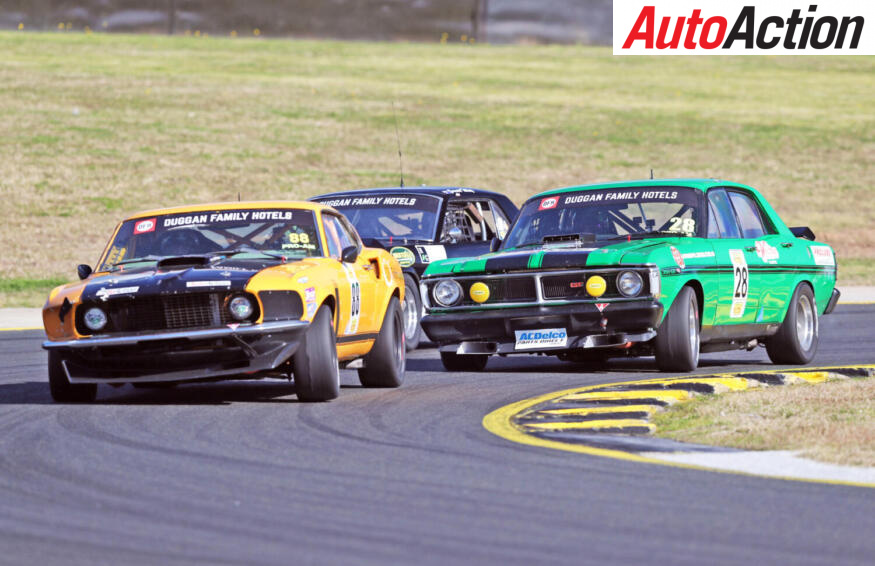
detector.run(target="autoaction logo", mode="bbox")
[614,1,873,55]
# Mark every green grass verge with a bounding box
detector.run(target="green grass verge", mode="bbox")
[0,278,68,308]
[652,378,875,467]
[0,31,872,307]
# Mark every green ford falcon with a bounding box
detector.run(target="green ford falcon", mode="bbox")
[419,179,840,372]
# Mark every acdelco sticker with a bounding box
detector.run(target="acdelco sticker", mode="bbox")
[810,246,835,266]
[134,218,156,234]
[539,197,559,211]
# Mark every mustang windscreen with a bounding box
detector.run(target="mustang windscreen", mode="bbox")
[99,209,323,270]
[504,188,701,248]
[316,195,441,241]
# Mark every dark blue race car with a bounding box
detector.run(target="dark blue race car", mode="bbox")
[311,187,519,348]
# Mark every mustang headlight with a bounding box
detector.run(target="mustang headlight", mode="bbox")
[83,307,108,331]
[229,295,254,321]
[617,271,644,297]
[433,279,463,307]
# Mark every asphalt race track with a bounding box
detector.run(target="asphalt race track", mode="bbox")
[0,305,873,566]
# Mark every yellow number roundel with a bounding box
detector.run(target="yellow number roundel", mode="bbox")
[586,276,606,297]
[469,282,490,303]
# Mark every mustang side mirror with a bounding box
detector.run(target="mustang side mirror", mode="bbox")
[489,237,502,252]
[341,245,359,263]
[77,264,93,280]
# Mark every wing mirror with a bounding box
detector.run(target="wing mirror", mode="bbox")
[77,264,93,280]
[489,237,502,252]
[790,226,816,241]
[341,245,359,263]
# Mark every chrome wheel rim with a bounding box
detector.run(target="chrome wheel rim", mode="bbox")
[796,294,815,351]
[402,291,419,340]
[689,295,700,364]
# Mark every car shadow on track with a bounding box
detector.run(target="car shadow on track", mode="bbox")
[407,354,775,375]
[0,380,305,406]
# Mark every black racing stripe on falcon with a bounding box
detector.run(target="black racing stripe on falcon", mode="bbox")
[337,333,379,344]
[484,253,533,272]
[539,251,593,269]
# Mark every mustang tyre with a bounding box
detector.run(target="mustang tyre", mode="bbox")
[359,296,405,387]
[402,274,422,351]
[293,306,340,402]
[654,286,700,372]
[48,351,98,403]
[766,284,818,365]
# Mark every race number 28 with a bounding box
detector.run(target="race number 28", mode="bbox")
[729,249,748,319]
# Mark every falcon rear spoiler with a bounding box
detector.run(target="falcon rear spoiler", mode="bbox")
[790,226,816,241]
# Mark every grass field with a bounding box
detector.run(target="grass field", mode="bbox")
[0,31,872,306]
[652,378,875,467]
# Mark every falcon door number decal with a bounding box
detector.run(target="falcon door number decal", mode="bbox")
[729,249,748,319]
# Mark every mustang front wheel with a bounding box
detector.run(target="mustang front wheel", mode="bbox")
[766,284,818,365]
[654,286,700,372]
[293,306,340,401]
[48,351,97,403]
[359,296,405,387]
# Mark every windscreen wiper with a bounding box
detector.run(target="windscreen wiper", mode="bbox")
[542,233,596,245]
[216,246,289,261]
[606,230,689,241]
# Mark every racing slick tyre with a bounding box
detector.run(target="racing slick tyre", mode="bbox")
[402,274,423,351]
[439,351,489,372]
[766,284,818,365]
[359,297,406,388]
[293,306,340,402]
[654,286,700,372]
[48,351,97,403]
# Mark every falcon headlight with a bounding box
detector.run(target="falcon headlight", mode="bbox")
[433,279,463,307]
[617,271,644,297]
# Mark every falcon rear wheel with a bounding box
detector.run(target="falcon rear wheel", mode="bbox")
[766,284,818,365]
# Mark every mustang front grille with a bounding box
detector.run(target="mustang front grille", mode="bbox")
[76,293,234,335]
